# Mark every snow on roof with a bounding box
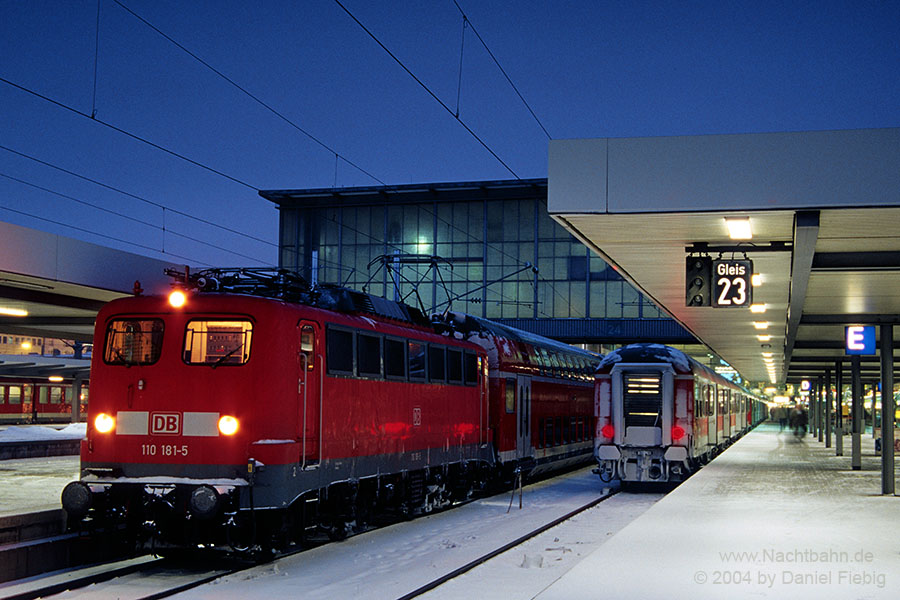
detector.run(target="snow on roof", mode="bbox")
[597,343,692,373]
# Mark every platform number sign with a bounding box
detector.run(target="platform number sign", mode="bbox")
[712,259,752,308]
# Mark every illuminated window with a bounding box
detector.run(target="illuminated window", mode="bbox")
[184,320,253,366]
[104,319,164,366]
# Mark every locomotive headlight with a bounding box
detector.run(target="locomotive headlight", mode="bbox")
[218,415,239,436]
[168,290,187,308]
[94,413,115,434]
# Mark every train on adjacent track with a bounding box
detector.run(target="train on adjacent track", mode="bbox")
[0,378,88,424]
[62,268,600,553]
[593,343,768,485]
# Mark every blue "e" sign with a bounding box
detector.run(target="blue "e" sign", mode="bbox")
[845,326,876,355]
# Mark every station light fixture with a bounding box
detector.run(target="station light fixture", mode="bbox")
[761,352,774,358]
[48,375,64,382]
[751,273,763,287]
[725,217,752,240]
[753,321,770,330]
[0,307,28,317]
[750,303,767,313]
[757,334,772,342]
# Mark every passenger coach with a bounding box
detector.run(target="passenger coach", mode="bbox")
[593,344,766,484]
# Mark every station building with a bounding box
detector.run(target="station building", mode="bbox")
[260,179,695,348]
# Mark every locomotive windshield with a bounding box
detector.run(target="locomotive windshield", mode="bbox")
[183,320,253,367]
[104,319,164,366]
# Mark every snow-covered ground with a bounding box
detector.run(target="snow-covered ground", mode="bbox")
[0,455,80,518]
[0,423,86,442]
[177,468,661,600]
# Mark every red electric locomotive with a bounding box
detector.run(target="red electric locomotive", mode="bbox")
[62,268,600,553]
[593,344,767,484]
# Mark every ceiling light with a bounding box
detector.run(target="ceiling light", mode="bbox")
[753,322,770,330]
[762,352,773,358]
[751,273,763,287]
[757,334,772,341]
[0,307,28,317]
[750,303,767,313]
[725,217,752,240]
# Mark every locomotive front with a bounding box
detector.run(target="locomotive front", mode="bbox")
[62,290,297,549]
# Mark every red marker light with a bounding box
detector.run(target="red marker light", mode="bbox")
[600,424,614,439]
[672,425,686,441]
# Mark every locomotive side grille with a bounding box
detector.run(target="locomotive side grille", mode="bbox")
[623,373,662,428]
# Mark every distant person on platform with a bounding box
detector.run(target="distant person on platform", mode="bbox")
[790,405,808,438]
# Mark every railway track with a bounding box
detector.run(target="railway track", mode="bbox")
[397,488,619,600]
[1,470,628,600]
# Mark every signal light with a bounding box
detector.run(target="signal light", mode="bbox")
[600,424,614,439]
[94,413,115,434]
[685,256,712,306]
[168,290,187,308]
[671,425,686,441]
[218,415,239,436]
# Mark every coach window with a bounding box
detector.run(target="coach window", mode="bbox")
[184,320,253,366]
[505,378,515,413]
[38,387,48,404]
[447,349,463,384]
[105,319,164,366]
[384,338,406,380]
[463,352,478,385]
[8,386,21,405]
[326,326,354,375]
[50,387,62,404]
[357,333,382,378]
[408,340,426,381]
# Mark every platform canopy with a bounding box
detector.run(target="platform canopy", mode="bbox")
[549,128,900,385]
[0,221,180,342]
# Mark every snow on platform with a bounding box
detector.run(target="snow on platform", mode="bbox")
[0,455,80,518]
[538,424,900,600]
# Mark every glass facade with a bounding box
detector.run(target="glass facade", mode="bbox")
[266,180,688,343]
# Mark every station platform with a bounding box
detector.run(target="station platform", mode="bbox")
[538,424,899,600]
[0,455,79,520]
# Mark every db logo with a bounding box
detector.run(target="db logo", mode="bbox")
[150,412,181,435]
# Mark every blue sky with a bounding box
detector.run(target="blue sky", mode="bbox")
[1,0,897,268]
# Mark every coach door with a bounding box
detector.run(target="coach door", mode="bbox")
[298,321,322,468]
[516,375,533,459]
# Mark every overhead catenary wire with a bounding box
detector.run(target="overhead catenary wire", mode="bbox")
[0,203,209,267]
[111,0,385,187]
[333,0,520,180]
[0,75,259,191]
[451,0,551,140]
[0,171,273,265]
[0,144,276,248]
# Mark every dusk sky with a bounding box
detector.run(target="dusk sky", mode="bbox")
[1,0,898,268]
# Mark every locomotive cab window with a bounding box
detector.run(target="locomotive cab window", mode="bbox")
[184,320,253,366]
[104,318,164,366]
